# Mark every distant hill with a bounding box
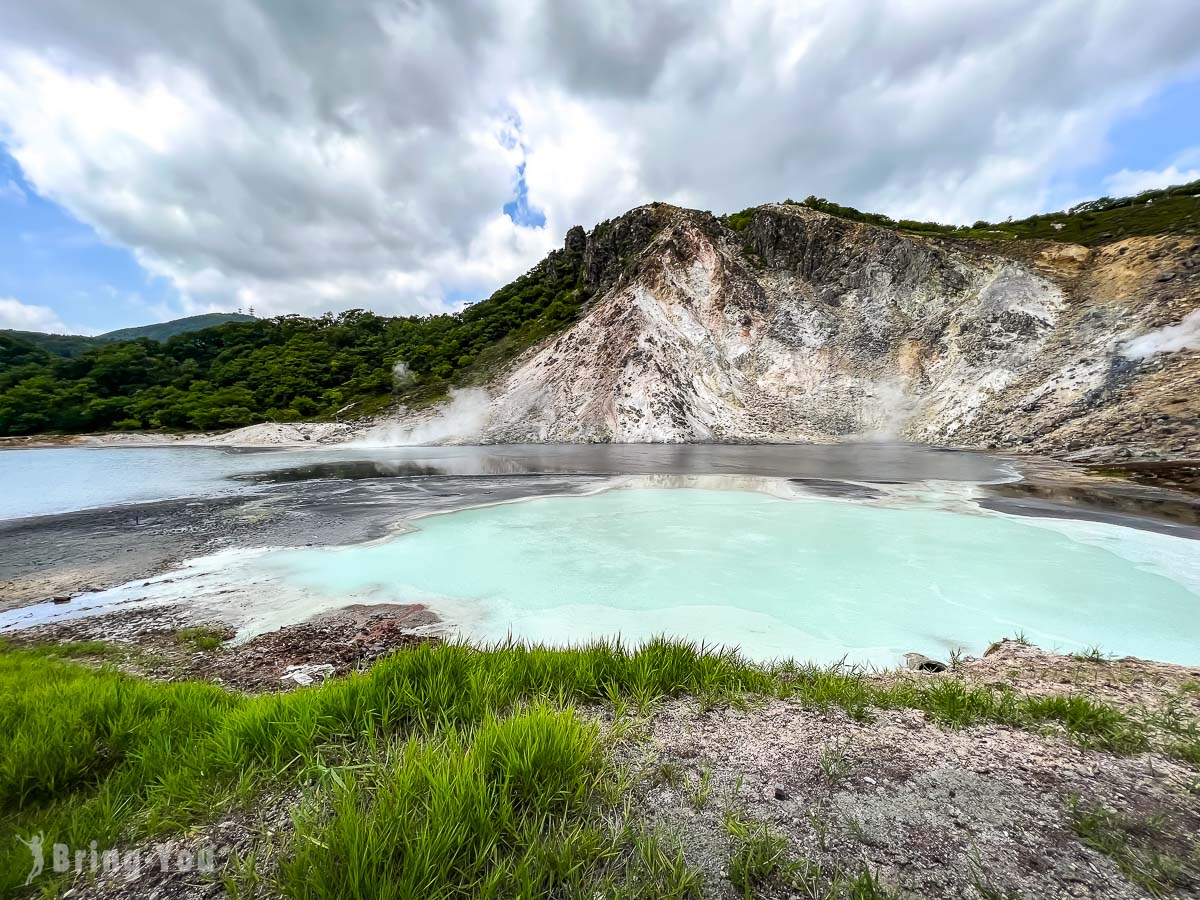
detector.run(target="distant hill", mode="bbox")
[1,313,256,357]
[0,330,98,357]
[99,312,257,343]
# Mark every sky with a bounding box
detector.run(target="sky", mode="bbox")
[0,1,1199,335]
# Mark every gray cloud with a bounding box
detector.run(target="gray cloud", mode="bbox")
[0,0,1198,320]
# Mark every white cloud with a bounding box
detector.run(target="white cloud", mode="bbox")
[0,297,70,333]
[0,0,1198,321]
[1103,153,1200,197]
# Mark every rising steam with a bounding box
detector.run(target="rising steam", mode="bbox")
[392,360,414,388]
[860,376,918,440]
[355,387,492,447]
[1121,309,1200,360]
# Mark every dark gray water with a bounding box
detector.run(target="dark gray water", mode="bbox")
[2,442,1009,521]
[239,442,1014,484]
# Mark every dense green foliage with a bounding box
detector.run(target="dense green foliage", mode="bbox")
[0,313,256,359]
[0,330,99,358]
[724,178,1200,246]
[0,249,583,435]
[0,636,1159,896]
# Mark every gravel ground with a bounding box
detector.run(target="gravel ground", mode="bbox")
[623,644,1200,899]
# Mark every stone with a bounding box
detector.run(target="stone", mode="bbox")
[904,653,948,673]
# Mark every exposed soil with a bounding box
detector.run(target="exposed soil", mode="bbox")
[981,455,1200,536]
[6,603,440,692]
[625,642,1200,899]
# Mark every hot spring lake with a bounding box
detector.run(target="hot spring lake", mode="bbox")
[2,443,1198,667]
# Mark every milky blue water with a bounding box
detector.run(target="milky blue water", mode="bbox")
[247,487,1200,665]
[3,446,1196,666]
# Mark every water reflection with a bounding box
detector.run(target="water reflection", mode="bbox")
[240,442,1013,484]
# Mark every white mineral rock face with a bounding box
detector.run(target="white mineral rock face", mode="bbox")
[393,204,1200,456]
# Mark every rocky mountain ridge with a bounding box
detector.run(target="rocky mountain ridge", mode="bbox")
[448,202,1199,458]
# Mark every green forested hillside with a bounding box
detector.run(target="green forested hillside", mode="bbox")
[0,246,583,435]
[1,312,258,359]
[725,178,1200,246]
[99,312,257,343]
[2,178,1196,437]
[0,330,101,358]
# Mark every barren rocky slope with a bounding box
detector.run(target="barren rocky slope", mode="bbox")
[466,203,1198,457]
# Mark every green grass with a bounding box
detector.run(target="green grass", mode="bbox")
[725,816,894,899]
[1142,693,1200,768]
[0,638,1166,896]
[819,739,852,782]
[21,640,122,660]
[280,703,693,899]
[1067,797,1199,896]
[173,626,228,652]
[1071,645,1111,662]
[0,637,763,895]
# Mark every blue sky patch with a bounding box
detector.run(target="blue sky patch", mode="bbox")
[0,146,179,334]
[502,163,546,229]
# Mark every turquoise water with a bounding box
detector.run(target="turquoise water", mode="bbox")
[251,487,1200,665]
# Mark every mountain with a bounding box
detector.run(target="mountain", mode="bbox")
[2,313,256,357]
[97,312,257,343]
[0,330,100,357]
[459,197,1199,458]
[1,184,1197,455]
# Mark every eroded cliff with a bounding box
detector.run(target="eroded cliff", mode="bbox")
[436,202,1198,456]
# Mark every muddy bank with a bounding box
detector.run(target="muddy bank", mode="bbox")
[5,603,441,691]
[981,455,1200,537]
[0,420,364,450]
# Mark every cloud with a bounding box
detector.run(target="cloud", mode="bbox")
[0,0,1199,321]
[0,297,70,332]
[1103,152,1200,197]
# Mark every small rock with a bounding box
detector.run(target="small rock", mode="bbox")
[773,785,789,801]
[51,595,71,604]
[904,652,948,673]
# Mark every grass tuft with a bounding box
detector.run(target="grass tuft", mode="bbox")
[726,814,895,899]
[174,626,228,651]
[1067,796,1199,896]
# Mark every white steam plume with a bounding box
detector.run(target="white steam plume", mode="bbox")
[392,360,414,388]
[355,388,492,446]
[860,376,917,440]
[1121,309,1200,360]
